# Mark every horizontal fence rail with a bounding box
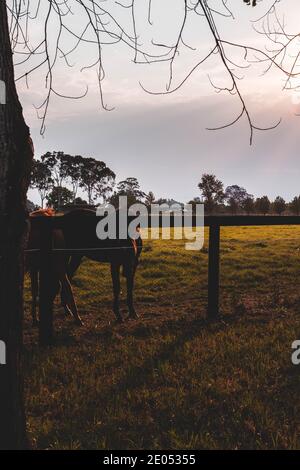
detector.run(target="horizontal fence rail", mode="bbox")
[28,214,300,231]
[25,214,300,345]
[204,215,300,226]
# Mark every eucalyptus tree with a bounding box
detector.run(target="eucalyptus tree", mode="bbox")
[30,159,53,208]
[290,196,300,215]
[79,157,115,204]
[198,174,224,213]
[273,196,286,215]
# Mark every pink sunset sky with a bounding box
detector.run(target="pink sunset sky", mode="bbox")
[12,0,300,203]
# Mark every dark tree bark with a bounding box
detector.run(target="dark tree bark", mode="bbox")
[0,1,33,449]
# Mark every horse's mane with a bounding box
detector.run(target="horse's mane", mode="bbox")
[30,208,55,218]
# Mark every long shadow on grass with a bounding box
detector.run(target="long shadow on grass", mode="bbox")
[44,314,227,447]
[33,308,299,449]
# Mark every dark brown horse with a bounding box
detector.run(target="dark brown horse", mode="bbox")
[61,208,142,322]
[26,209,83,326]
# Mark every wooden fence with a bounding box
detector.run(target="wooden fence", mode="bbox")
[28,214,300,345]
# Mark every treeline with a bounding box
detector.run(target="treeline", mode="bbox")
[191,174,300,215]
[30,152,115,208]
[30,151,184,210]
[29,156,300,216]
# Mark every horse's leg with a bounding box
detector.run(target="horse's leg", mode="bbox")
[60,275,83,326]
[50,277,60,304]
[60,255,81,316]
[60,282,73,317]
[126,263,139,319]
[68,255,83,280]
[30,270,39,326]
[111,263,123,323]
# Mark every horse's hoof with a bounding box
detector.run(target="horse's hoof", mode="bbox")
[75,318,84,327]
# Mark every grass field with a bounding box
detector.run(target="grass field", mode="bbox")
[23,226,300,449]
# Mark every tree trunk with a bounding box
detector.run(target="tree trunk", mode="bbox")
[88,188,92,205]
[0,2,33,449]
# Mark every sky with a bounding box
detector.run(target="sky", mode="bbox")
[12,0,300,204]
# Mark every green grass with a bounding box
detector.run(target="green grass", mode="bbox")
[23,226,300,449]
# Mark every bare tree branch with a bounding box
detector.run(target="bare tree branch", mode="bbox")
[7,0,299,142]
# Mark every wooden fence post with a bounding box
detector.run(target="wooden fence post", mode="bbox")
[39,217,54,346]
[208,223,220,320]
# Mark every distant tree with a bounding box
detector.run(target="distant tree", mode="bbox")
[198,174,224,214]
[73,197,88,206]
[63,154,85,201]
[41,151,70,207]
[145,191,156,207]
[95,176,115,204]
[47,186,74,210]
[241,195,255,215]
[110,177,146,207]
[225,185,250,214]
[255,196,271,215]
[30,159,53,208]
[41,151,67,187]
[273,196,286,215]
[79,158,115,205]
[290,196,300,215]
